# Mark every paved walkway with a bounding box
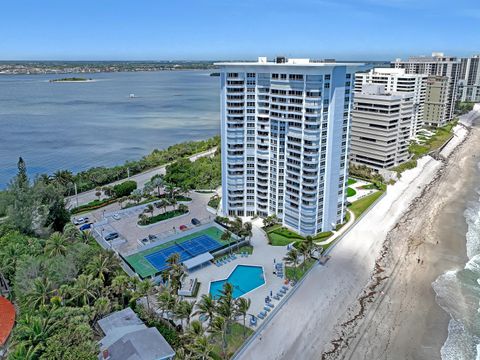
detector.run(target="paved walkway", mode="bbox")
[66,148,216,208]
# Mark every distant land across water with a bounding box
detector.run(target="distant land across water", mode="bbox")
[0,70,220,188]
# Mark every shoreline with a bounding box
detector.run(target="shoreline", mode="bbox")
[324,109,480,359]
[236,108,479,360]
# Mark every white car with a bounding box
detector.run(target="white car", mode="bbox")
[73,217,89,225]
[113,213,121,220]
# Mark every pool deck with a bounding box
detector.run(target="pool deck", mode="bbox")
[185,219,290,326]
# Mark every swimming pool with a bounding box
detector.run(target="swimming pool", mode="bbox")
[209,265,265,299]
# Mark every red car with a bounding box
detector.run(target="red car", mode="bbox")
[179,225,188,231]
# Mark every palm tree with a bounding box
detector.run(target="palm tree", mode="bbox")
[297,242,310,270]
[85,251,119,284]
[23,277,54,309]
[111,275,132,306]
[283,248,300,279]
[194,294,216,326]
[14,313,57,348]
[190,335,215,360]
[209,316,227,359]
[151,175,164,197]
[236,297,251,339]
[44,232,68,257]
[62,223,79,242]
[175,300,194,329]
[69,274,102,306]
[51,169,74,188]
[170,197,178,211]
[7,343,41,360]
[165,183,177,200]
[135,279,155,311]
[138,213,148,225]
[131,189,143,203]
[304,236,315,257]
[143,182,154,197]
[93,296,111,322]
[157,290,176,318]
[144,204,155,218]
[167,252,180,267]
[185,319,205,340]
[158,199,169,214]
[178,203,188,213]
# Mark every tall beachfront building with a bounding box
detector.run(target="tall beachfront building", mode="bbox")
[458,55,480,103]
[354,68,426,138]
[350,84,413,169]
[216,57,362,236]
[392,53,460,126]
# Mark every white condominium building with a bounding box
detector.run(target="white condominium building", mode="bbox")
[458,55,480,103]
[216,57,362,236]
[392,52,460,125]
[350,84,413,169]
[355,68,426,138]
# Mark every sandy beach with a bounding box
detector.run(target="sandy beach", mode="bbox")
[236,106,480,360]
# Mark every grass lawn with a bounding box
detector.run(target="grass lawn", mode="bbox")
[348,191,384,219]
[266,226,332,246]
[359,183,378,190]
[347,178,357,185]
[126,226,227,278]
[208,195,221,208]
[211,323,254,359]
[391,159,418,175]
[347,187,356,197]
[285,258,316,282]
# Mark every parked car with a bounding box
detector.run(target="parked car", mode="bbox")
[148,234,157,241]
[79,223,92,231]
[104,232,119,241]
[191,218,201,226]
[113,213,121,220]
[73,217,89,225]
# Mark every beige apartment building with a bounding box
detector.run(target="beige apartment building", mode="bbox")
[355,68,426,138]
[350,84,413,169]
[424,76,449,126]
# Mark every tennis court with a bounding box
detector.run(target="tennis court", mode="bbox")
[126,226,228,278]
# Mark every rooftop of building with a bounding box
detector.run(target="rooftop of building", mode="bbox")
[0,296,15,347]
[98,308,175,360]
[394,52,459,63]
[215,56,363,67]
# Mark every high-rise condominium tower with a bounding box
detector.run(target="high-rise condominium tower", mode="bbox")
[216,57,361,235]
[355,68,426,138]
[392,52,460,126]
[350,84,413,169]
[458,55,480,103]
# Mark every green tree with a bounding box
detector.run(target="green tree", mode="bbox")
[236,297,251,339]
[284,248,299,278]
[44,232,68,257]
[194,294,216,326]
[68,274,102,306]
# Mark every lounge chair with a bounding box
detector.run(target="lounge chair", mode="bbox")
[264,306,271,312]
[276,292,283,298]
[250,316,257,326]
[273,295,280,301]
[260,311,268,317]
[257,313,265,319]
[267,303,274,308]
[282,285,289,291]
[280,288,287,294]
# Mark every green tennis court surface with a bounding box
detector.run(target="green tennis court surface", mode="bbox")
[126,226,227,278]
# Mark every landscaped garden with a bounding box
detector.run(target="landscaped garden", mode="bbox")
[137,205,189,226]
[347,187,357,197]
[264,222,333,246]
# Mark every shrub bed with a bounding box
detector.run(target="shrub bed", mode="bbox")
[138,208,188,226]
[71,198,117,214]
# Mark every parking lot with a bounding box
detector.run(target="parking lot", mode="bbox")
[88,191,215,255]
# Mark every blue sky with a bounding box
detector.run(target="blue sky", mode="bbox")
[1,0,478,60]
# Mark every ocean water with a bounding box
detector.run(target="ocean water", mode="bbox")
[0,71,219,188]
[433,171,480,359]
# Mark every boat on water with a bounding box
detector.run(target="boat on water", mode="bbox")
[129,93,135,98]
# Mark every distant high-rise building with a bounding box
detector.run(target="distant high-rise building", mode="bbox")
[350,84,413,169]
[392,53,460,126]
[355,68,426,137]
[458,55,480,103]
[424,76,449,126]
[216,57,362,235]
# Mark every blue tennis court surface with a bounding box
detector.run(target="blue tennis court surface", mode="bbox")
[145,234,223,272]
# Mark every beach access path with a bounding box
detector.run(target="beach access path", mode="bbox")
[66,147,216,209]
